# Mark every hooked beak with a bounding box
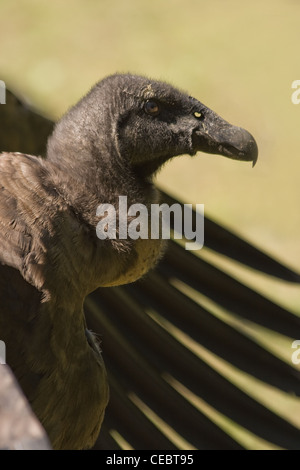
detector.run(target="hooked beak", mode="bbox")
[192,106,258,167]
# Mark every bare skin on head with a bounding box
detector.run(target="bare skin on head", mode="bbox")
[0,74,258,449]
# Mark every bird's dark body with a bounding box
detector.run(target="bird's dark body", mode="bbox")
[0,74,257,449]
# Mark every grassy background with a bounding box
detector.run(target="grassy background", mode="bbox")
[0,0,299,448]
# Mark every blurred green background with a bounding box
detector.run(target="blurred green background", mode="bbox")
[0,0,300,449]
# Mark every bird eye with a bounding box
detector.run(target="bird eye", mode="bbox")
[144,100,160,116]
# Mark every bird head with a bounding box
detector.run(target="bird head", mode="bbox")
[109,74,258,177]
[47,74,258,180]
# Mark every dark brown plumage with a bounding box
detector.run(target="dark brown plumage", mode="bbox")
[0,74,258,449]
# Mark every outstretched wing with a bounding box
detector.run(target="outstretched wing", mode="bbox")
[88,195,300,450]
